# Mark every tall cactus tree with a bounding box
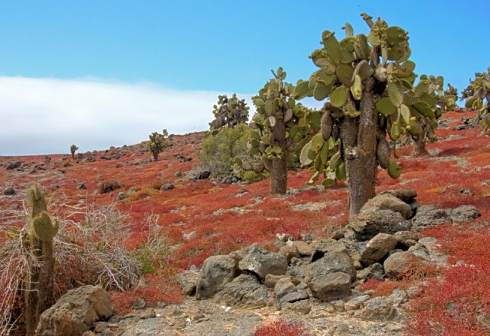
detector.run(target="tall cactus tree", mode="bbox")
[409,75,444,156]
[443,83,458,112]
[70,144,78,160]
[463,67,490,132]
[296,14,439,215]
[250,67,304,194]
[24,184,58,336]
[148,129,170,161]
[209,94,250,133]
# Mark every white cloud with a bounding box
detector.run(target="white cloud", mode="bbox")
[0,77,253,156]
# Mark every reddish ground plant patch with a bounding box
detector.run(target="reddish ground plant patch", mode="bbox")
[254,319,311,336]
[111,273,183,315]
[406,223,490,335]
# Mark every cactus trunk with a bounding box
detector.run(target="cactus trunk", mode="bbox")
[342,79,377,215]
[413,127,429,156]
[271,118,288,194]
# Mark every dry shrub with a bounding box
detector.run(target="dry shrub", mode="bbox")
[0,204,141,336]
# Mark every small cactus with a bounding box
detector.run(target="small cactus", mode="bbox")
[148,129,170,161]
[70,144,78,159]
[24,184,58,336]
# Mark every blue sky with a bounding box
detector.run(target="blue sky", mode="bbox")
[0,1,489,155]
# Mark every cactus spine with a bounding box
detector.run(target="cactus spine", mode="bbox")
[24,184,58,336]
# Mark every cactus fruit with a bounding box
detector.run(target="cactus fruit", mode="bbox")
[297,14,439,215]
[24,184,57,336]
[209,94,250,133]
[376,137,391,169]
[148,129,170,161]
[321,111,333,140]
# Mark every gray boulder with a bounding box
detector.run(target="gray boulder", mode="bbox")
[449,205,480,222]
[238,245,288,280]
[348,209,411,241]
[36,285,113,336]
[216,274,270,307]
[274,277,309,305]
[177,270,200,296]
[360,233,398,266]
[361,193,413,219]
[305,251,355,301]
[411,205,449,230]
[3,187,15,196]
[196,255,237,299]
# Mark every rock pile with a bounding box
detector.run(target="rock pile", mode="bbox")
[178,189,480,320]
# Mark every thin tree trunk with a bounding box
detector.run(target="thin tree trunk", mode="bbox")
[271,119,288,194]
[342,79,378,216]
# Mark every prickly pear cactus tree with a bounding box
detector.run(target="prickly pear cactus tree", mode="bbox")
[70,144,78,159]
[463,67,490,133]
[209,94,250,133]
[250,67,312,194]
[148,129,170,161]
[443,83,458,112]
[24,184,59,336]
[407,75,444,156]
[296,13,439,215]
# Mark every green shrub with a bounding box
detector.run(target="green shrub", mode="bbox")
[200,123,265,182]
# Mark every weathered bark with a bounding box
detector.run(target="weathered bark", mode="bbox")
[152,151,159,161]
[271,118,288,194]
[341,78,378,216]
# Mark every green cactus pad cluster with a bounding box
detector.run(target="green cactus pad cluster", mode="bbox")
[296,13,440,185]
[463,67,490,133]
[249,68,320,166]
[27,184,58,242]
[209,94,250,133]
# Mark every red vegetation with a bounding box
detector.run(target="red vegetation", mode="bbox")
[111,273,183,314]
[254,320,311,336]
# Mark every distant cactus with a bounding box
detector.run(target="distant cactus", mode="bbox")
[295,14,439,215]
[24,184,58,336]
[70,144,78,159]
[209,94,249,133]
[443,83,458,112]
[463,67,490,133]
[148,129,170,161]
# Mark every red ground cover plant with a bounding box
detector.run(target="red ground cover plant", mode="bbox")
[406,224,490,335]
[111,273,183,315]
[254,320,311,336]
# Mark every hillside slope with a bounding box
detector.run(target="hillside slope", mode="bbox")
[1,111,489,335]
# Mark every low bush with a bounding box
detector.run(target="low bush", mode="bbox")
[200,123,266,182]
